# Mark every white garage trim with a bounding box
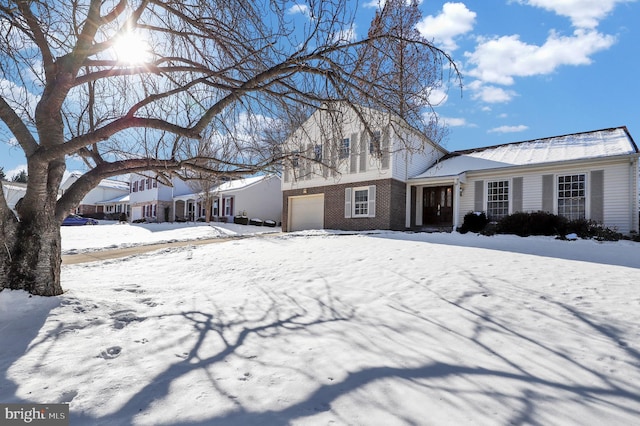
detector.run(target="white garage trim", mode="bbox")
[288,194,324,232]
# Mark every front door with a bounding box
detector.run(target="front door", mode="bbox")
[423,186,453,225]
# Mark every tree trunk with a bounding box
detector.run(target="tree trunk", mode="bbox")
[1,158,66,297]
[4,215,63,296]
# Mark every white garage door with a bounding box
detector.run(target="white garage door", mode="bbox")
[289,194,324,232]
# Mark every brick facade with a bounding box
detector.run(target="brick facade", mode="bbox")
[76,204,103,215]
[283,178,407,232]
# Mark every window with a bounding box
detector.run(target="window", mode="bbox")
[487,180,509,220]
[139,179,145,191]
[339,138,350,159]
[132,181,138,192]
[354,189,369,216]
[314,144,323,162]
[558,174,585,220]
[224,196,233,216]
[345,186,376,218]
[369,130,381,156]
[291,150,300,168]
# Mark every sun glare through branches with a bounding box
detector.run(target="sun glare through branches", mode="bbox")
[112,32,152,65]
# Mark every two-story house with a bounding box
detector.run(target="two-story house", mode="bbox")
[129,173,193,222]
[281,104,447,232]
[283,106,640,235]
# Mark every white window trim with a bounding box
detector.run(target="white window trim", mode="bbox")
[556,172,588,220]
[224,196,233,216]
[339,138,350,159]
[345,185,376,218]
[486,179,511,220]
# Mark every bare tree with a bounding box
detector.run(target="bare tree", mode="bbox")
[0,0,456,296]
[355,0,452,144]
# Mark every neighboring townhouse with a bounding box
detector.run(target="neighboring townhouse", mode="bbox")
[96,194,130,218]
[409,126,640,234]
[60,172,130,215]
[129,173,192,222]
[281,104,447,232]
[173,174,282,223]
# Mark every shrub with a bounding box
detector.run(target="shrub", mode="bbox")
[457,212,489,234]
[565,219,622,241]
[497,211,567,237]
[494,212,623,241]
[234,215,249,225]
[264,220,277,227]
[249,218,263,226]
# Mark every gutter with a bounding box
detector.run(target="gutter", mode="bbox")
[408,152,640,185]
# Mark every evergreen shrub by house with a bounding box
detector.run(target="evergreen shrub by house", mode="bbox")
[458,212,490,234]
[496,211,567,237]
[459,210,623,241]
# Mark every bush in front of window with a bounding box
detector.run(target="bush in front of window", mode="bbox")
[458,211,490,234]
[497,211,567,237]
[494,212,623,241]
[564,219,623,241]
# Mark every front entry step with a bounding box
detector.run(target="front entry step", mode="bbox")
[417,225,453,233]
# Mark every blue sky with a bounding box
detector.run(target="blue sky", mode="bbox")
[396,0,640,152]
[1,0,638,179]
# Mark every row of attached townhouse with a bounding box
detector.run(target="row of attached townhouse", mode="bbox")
[281,105,640,235]
[127,173,282,224]
[60,172,131,216]
[59,172,282,224]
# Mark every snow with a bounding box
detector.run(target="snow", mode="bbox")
[2,223,640,425]
[413,127,636,179]
[61,221,278,254]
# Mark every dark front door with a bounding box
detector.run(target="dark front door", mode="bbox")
[423,186,453,225]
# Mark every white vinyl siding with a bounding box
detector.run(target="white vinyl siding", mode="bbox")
[281,106,444,189]
[457,159,636,234]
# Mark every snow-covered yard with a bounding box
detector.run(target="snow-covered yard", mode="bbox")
[1,222,640,425]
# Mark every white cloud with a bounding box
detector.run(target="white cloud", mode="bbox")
[416,2,476,51]
[488,125,529,133]
[334,24,357,44]
[515,0,634,29]
[465,29,616,86]
[426,87,448,106]
[288,4,310,16]
[468,82,517,104]
[364,0,423,8]
[441,116,468,127]
[364,0,383,7]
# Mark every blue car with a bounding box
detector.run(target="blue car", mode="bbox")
[62,214,99,226]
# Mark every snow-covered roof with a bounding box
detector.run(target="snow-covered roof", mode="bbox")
[98,178,130,191]
[216,175,271,192]
[173,175,276,200]
[63,172,130,191]
[412,127,638,180]
[97,194,130,204]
